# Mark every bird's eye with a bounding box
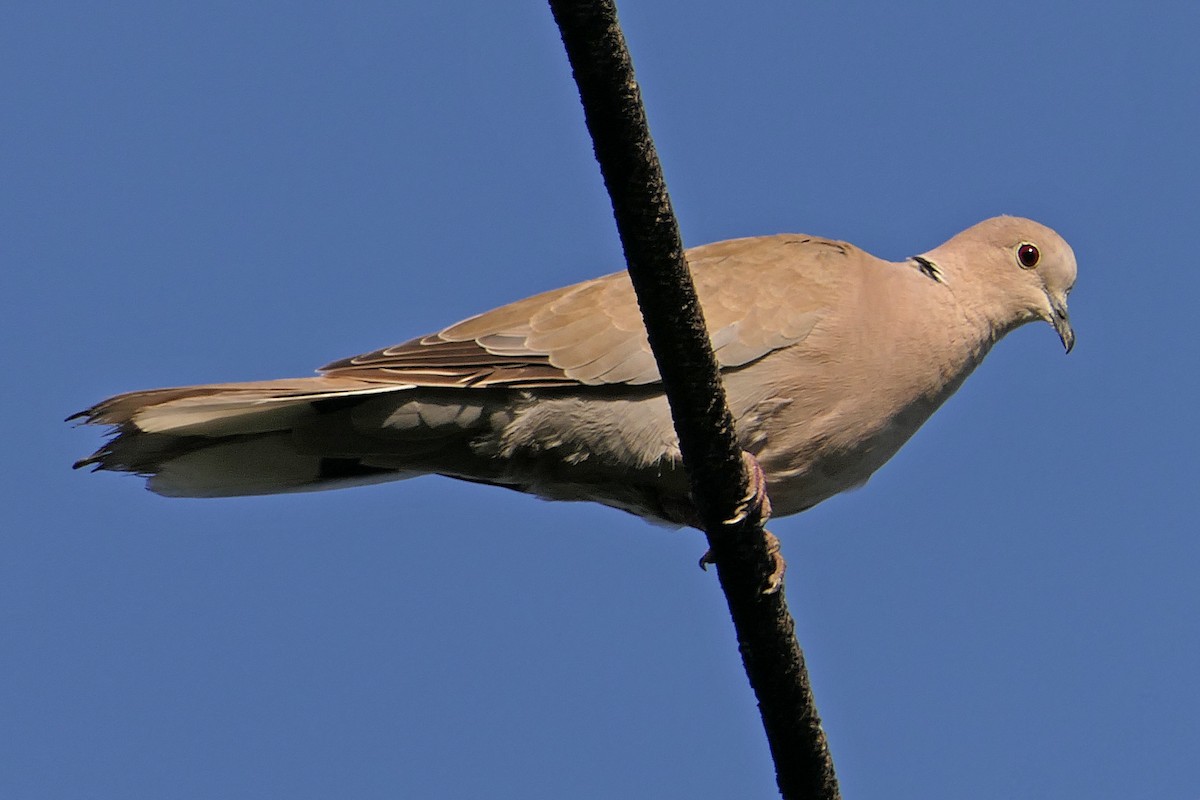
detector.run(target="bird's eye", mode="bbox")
[1017,243,1040,269]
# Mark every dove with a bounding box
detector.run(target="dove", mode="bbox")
[71,216,1075,526]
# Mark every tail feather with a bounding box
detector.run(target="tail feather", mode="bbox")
[71,377,434,496]
[145,432,412,498]
[69,377,407,434]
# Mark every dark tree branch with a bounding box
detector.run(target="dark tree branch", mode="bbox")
[547,2,839,798]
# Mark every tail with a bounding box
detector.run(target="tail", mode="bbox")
[70,377,436,497]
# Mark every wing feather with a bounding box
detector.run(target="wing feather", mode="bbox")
[320,235,856,389]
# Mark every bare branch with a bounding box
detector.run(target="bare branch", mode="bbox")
[547,2,840,798]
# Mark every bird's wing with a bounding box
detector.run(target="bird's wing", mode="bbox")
[320,235,855,389]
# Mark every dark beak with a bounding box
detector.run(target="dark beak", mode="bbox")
[1050,299,1074,354]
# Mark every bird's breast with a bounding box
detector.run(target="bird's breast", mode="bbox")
[737,313,991,517]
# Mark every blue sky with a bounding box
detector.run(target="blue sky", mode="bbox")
[4,2,1198,798]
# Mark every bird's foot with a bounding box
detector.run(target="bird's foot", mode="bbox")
[698,529,786,595]
[760,530,786,595]
[696,451,782,594]
[724,451,772,526]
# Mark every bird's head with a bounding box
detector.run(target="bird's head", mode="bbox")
[919,216,1076,352]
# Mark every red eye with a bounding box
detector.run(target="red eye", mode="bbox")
[1018,243,1040,268]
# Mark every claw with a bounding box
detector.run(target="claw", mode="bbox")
[761,529,786,595]
[698,529,786,595]
[724,451,772,526]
